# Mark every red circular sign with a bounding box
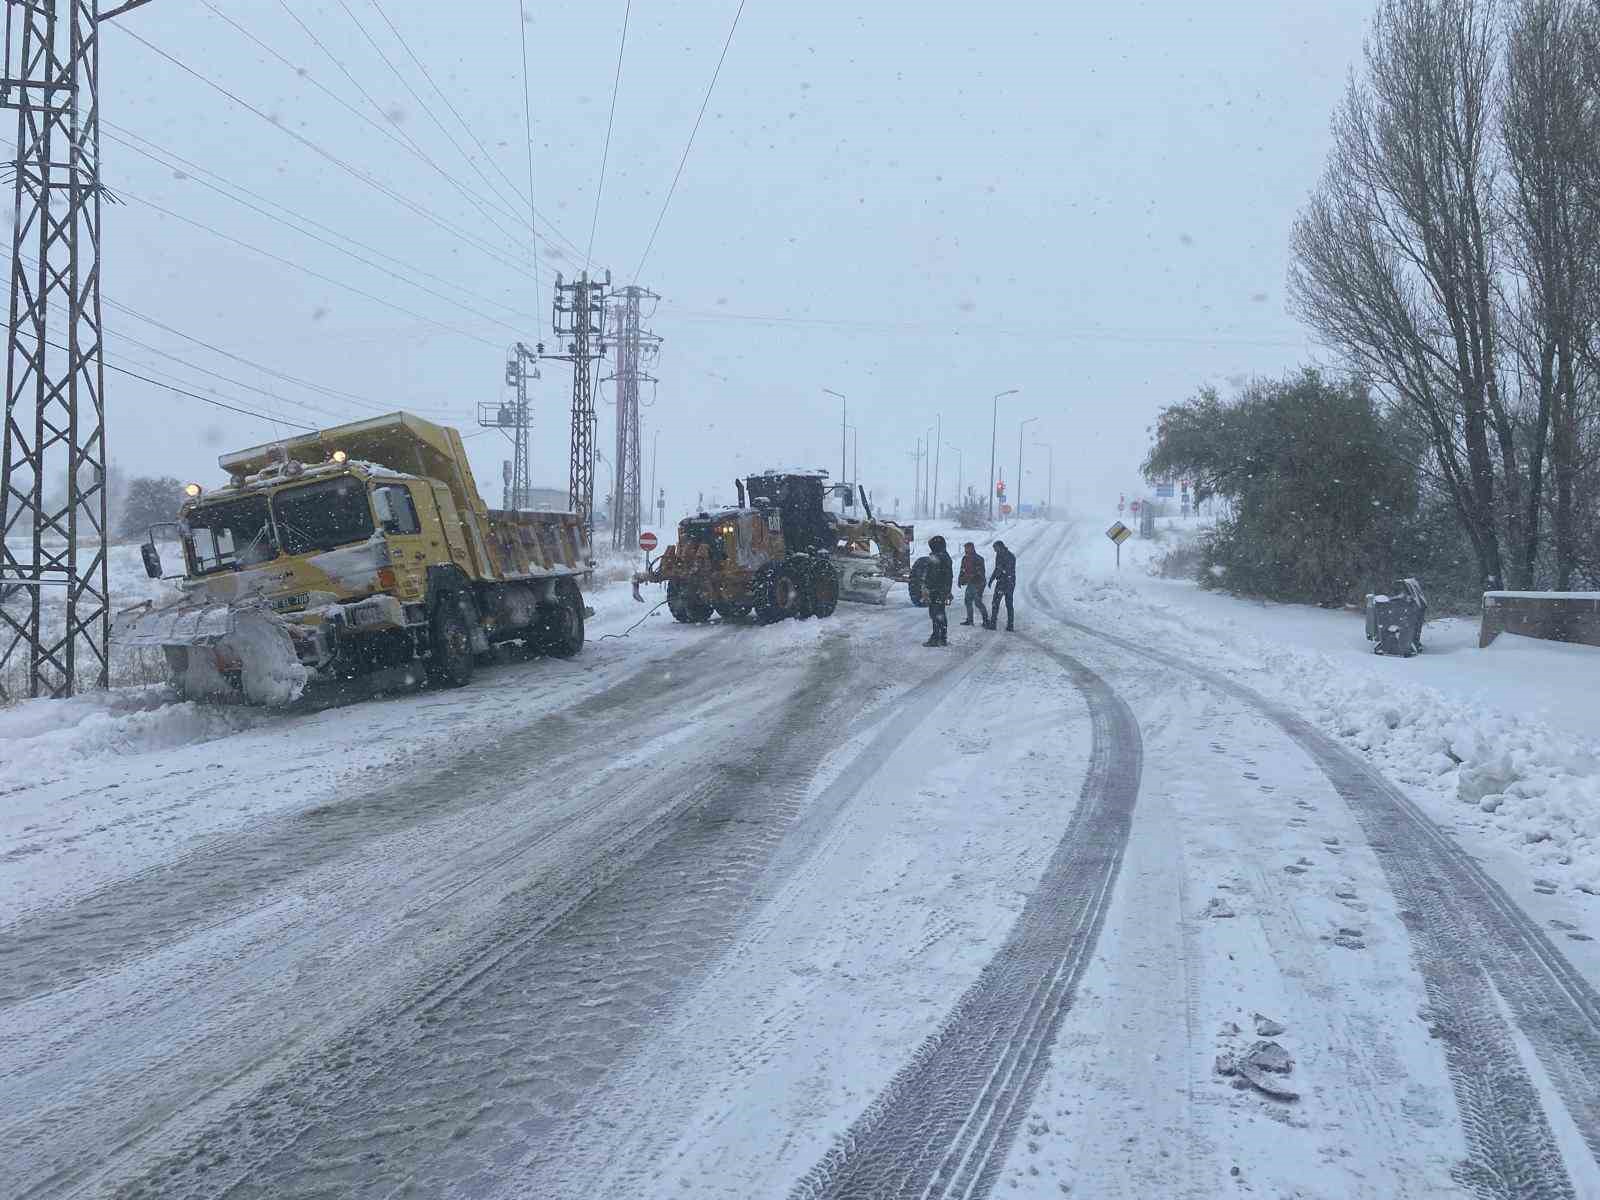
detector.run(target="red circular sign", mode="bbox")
[1000,503,1013,515]
[638,531,658,552]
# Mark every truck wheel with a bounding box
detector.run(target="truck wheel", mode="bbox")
[809,558,840,618]
[541,579,586,657]
[794,557,817,620]
[428,593,476,687]
[713,599,752,621]
[754,563,802,623]
[668,579,713,623]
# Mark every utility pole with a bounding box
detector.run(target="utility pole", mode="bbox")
[989,388,1018,521]
[1017,416,1038,517]
[909,440,920,520]
[945,443,962,510]
[822,388,847,484]
[0,0,115,699]
[479,342,540,509]
[603,284,660,550]
[649,428,659,527]
[550,269,609,543]
[931,414,940,521]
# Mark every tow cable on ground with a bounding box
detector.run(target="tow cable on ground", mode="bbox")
[595,598,670,641]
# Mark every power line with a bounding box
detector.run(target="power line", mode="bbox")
[518,0,543,319]
[588,0,632,269]
[367,0,555,247]
[109,22,539,277]
[103,121,559,315]
[330,0,538,249]
[632,0,746,282]
[200,0,530,250]
[123,188,518,349]
[656,303,1310,349]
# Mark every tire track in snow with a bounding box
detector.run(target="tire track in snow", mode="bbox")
[0,637,727,1010]
[791,527,1146,1200]
[1029,573,1596,1198]
[105,619,1007,1200]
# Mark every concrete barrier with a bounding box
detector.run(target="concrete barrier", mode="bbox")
[1480,591,1600,649]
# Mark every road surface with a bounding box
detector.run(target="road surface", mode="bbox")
[2,520,1597,1199]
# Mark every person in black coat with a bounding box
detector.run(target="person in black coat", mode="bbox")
[923,535,953,647]
[987,540,1016,631]
[958,542,990,627]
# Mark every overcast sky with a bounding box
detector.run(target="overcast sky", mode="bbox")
[98,0,1371,524]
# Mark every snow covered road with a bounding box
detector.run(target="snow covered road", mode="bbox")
[3,519,1598,1199]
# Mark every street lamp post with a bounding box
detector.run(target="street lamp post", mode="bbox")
[932,414,941,521]
[1017,417,1039,518]
[989,388,1019,520]
[823,388,847,485]
[924,423,935,518]
[1033,441,1053,517]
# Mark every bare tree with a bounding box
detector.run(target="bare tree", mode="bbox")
[1291,0,1518,588]
[1501,0,1600,587]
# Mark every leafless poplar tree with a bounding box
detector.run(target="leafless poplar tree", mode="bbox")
[1291,0,1518,588]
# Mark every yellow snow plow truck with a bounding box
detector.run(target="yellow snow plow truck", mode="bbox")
[114,412,591,705]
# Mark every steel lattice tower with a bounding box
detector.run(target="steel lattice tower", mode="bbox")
[604,285,658,551]
[478,342,539,510]
[0,0,108,699]
[551,270,608,540]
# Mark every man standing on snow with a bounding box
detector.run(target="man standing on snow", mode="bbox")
[958,541,990,628]
[987,539,1017,631]
[924,534,953,647]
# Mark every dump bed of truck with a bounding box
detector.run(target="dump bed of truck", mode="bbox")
[486,509,588,578]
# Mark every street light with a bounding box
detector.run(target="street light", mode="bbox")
[925,423,935,518]
[1032,441,1053,518]
[945,442,963,510]
[823,388,847,484]
[989,388,1019,520]
[1017,417,1039,518]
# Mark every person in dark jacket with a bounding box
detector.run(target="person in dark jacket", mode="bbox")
[923,535,953,646]
[986,540,1016,631]
[958,542,990,627]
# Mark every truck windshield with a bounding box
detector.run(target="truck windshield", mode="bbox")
[185,496,276,575]
[271,476,375,555]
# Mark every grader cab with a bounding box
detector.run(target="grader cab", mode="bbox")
[632,471,842,624]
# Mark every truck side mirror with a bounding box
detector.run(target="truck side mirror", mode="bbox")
[140,541,162,579]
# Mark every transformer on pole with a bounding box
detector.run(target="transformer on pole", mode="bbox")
[0,0,109,700]
[602,284,659,551]
[550,270,608,542]
[478,342,540,510]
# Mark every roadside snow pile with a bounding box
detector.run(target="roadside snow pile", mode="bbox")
[0,686,262,766]
[1281,659,1600,894]
[1059,562,1600,896]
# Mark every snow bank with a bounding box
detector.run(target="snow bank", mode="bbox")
[1282,658,1600,894]
[0,685,262,767]
[1057,536,1600,896]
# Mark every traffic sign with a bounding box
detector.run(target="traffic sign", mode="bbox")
[1000,503,1013,515]
[1130,500,1141,513]
[639,531,658,552]
[996,481,1006,497]
[1106,521,1132,545]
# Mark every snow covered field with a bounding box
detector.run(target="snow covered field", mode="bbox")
[2,516,1597,1199]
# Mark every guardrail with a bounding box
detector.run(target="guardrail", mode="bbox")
[1480,591,1600,649]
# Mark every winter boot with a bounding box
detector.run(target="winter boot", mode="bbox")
[923,636,939,647]
[982,619,996,631]
[1005,622,1014,632]
[960,618,974,626]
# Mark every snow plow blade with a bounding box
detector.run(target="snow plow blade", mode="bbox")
[835,556,890,606]
[113,600,238,647]
[113,600,311,707]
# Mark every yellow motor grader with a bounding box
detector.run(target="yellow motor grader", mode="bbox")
[632,471,842,623]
